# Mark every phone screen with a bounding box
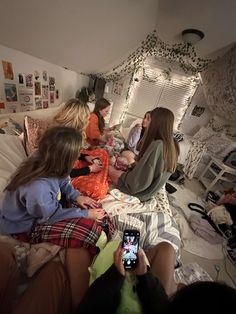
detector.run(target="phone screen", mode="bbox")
[122,229,140,270]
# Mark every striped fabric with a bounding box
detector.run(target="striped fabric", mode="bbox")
[112,212,181,258]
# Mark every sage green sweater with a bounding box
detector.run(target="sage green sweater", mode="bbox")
[117,140,171,201]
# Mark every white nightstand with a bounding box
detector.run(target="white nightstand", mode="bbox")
[198,156,236,193]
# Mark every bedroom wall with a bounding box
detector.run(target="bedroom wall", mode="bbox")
[0,44,89,113]
[179,84,212,136]
[103,75,131,126]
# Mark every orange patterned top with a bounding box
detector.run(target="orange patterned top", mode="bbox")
[86,112,102,141]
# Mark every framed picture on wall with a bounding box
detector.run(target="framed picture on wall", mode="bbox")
[191,105,205,117]
[2,60,14,80]
[49,77,55,91]
[25,74,33,88]
[43,71,48,82]
[35,82,41,96]
[50,92,55,104]
[43,100,49,109]
[18,73,25,86]
[0,98,5,109]
[42,85,49,99]
[35,97,42,110]
[4,83,17,102]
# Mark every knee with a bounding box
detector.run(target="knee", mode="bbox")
[157,241,175,253]
[147,241,176,263]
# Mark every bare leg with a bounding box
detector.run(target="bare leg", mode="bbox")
[12,261,71,314]
[146,242,176,295]
[65,247,93,309]
[0,242,20,314]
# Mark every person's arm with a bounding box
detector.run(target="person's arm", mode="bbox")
[79,153,89,161]
[76,264,124,314]
[117,140,163,195]
[136,272,168,314]
[59,177,80,202]
[25,180,89,222]
[127,125,142,150]
[70,167,90,177]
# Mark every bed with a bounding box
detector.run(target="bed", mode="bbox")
[119,114,236,181]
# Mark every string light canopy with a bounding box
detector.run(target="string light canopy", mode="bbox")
[85,29,211,82]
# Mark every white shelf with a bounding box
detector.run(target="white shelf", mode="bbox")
[198,157,236,194]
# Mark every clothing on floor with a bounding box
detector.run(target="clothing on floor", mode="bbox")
[189,214,223,244]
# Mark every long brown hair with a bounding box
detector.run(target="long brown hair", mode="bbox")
[138,107,179,173]
[6,127,82,191]
[136,111,151,151]
[93,98,111,132]
[52,99,90,142]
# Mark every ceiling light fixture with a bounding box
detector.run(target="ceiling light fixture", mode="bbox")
[182,29,205,45]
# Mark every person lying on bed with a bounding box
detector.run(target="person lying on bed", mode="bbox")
[109,107,179,202]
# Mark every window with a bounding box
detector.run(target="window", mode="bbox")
[126,61,199,129]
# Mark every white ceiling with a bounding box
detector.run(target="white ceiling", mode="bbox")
[0,0,235,74]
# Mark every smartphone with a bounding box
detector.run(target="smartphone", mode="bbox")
[92,158,102,166]
[122,229,140,270]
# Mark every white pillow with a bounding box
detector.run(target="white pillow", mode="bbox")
[207,115,236,138]
[192,126,216,142]
[0,135,26,197]
[192,127,234,157]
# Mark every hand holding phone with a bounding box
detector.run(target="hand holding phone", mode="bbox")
[92,157,102,166]
[122,229,140,270]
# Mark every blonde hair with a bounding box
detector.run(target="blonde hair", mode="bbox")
[138,107,179,173]
[52,99,90,141]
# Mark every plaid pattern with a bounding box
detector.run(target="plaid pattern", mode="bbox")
[28,216,114,255]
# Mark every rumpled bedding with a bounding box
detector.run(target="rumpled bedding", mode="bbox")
[101,186,172,216]
[102,187,181,257]
[0,186,180,278]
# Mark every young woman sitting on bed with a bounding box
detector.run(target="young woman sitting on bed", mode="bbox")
[86,98,121,146]
[127,110,151,155]
[109,107,179,202]
[29,98,109,199]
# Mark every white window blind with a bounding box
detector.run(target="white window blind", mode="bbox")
[127,65,198,129]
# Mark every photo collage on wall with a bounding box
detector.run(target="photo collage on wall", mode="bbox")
[0,60,59,113]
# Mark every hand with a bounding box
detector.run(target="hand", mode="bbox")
[76,195,98,209]
[89,163,103,173]
[113,242,125,276]
[134,249,148,276]
[88,208,106,222]
[85,155,100,164]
